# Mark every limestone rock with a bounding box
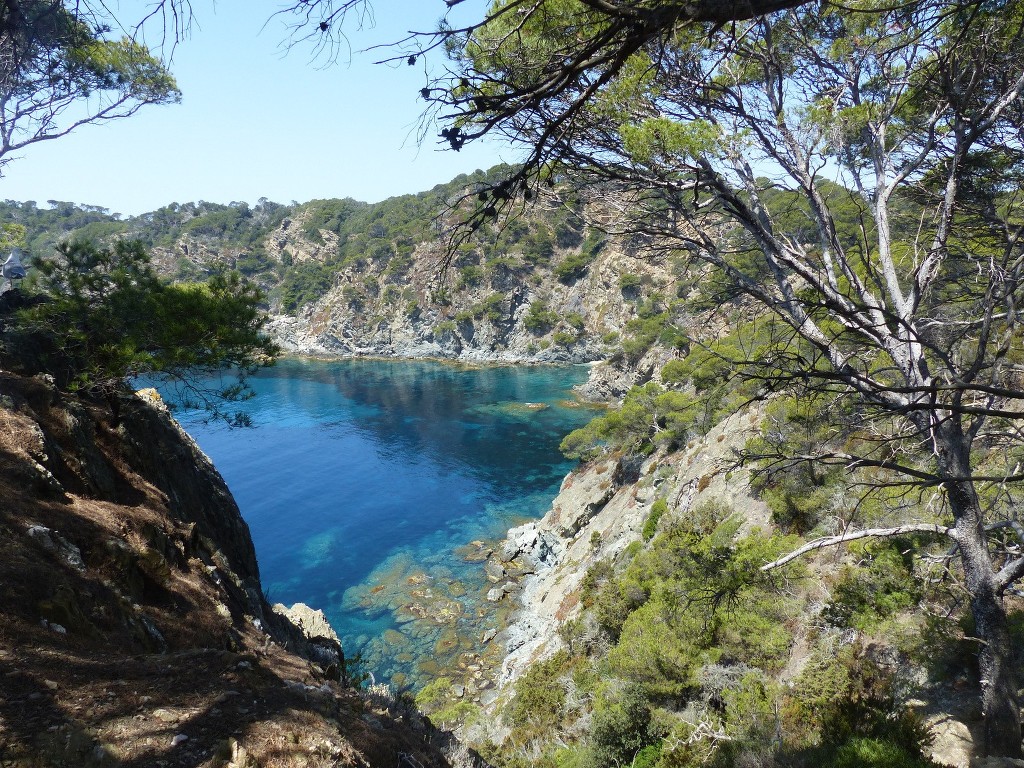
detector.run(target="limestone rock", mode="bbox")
[483,558,506,583]
[273,603,339,644]
[27,525,85,572]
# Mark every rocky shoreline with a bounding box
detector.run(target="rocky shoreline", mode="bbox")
[481,407,772,712]
[240,342,666,704]
[267,313,603,366]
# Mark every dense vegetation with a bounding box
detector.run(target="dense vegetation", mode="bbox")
[2,238,278,424]
[0,165,604,321]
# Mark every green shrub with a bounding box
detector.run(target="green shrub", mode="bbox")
[341,285,364,308]
[16,239,277,422]
[555,228,605,282]
[525,300,559,333]
[823,540,920,631]
[457,264,485,290]
[642,499,668,541]
[553,330,578,347]
[474,292,506,322]
[505,651,574,744]
[554,251,595,282]
[559,382,704,461]
[280,260,334,312]
[822,738,941,768]
[600,517,799,695]
[415,677,453,712]
[618,272,643,292]
[585,684,653,768]
[747,394,847,534]
[620,311,686,363]
[434,320,457,335]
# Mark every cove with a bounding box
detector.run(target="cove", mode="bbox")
[174,357,596,690]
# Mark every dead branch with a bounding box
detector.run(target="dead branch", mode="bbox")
[761,523,953,571]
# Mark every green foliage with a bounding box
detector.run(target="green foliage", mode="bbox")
[747,393,848,533]
[415,677,480,726]
[341,285,365,308]
[560,382,661,460]
[14,239,277,422]
[300,198,366,239]
[506,651,574,744]
[457,264,486,289]
[521,225,557,264]
[619,297,687,363]
[585,506,798,698]
[553,330,578,347]
[280,261,334,313]
[565,312,585,330]
[585,684,653,768]
[560,380,708,461]
[823,541,921,631]
[0,3,180,173]
[642,498,668,541]
[554,228,605,282]
[618,272,643,293]
[818,738,941,768]
[0,222,28,250]
[383,251,413,279]
[524,299,559,333]
[472,292,506,322]
[434,320,457,335]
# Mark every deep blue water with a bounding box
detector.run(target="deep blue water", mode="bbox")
[173,357,595,688]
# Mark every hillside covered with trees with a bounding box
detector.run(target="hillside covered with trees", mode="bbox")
[4,0,1024,765]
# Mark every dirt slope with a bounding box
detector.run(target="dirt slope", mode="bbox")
[0,370,453,768]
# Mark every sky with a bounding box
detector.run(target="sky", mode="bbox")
[0,0,513,216]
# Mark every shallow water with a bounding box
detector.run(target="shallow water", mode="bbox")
[174,357,595,689]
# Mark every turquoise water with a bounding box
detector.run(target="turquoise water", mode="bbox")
[174,358,595,689]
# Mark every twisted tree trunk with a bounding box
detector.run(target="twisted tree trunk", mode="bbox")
[939,422,1022,757]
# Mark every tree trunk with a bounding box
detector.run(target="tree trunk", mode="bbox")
[940,422,1022,757]
[968,576,1022,757]
[955,511,1022,757]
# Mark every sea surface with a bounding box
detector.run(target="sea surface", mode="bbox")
[173,357,596,690]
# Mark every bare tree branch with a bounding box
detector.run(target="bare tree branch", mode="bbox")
[761,523,953,571]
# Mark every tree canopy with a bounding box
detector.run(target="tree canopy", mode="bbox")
[0,0,179,174]
[8,239,278,424]
[416,0,1024,757]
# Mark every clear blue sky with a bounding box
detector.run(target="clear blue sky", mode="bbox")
[0,0,512,216]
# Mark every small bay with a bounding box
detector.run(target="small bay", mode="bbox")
[174,357,596,689]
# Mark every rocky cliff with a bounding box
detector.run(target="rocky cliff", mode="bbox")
[491,407,770,694]
[0,369,458,767]
[471,414,986,767]
[258,205,669,369]
[106,192,678,378]
[3,177,687,400]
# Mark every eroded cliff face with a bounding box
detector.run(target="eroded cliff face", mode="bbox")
[0,371,455,768]
[150,203,678,373]
[489,407,771,698]
[266,233,660,366]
